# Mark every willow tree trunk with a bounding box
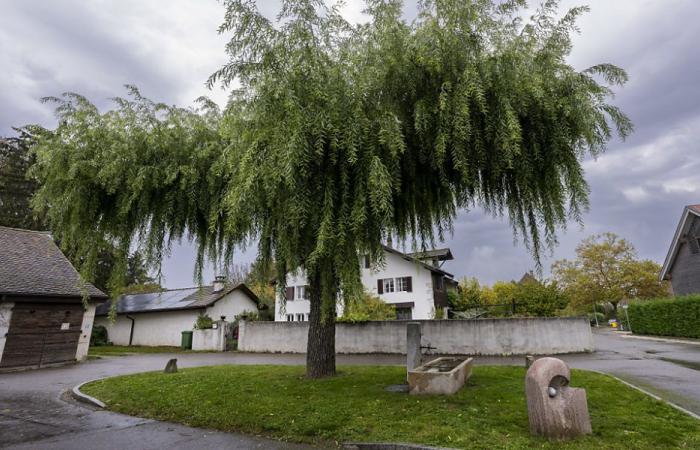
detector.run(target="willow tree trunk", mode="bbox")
[305,267,336,378]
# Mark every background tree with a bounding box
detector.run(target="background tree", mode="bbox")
[451,276,567,317]
[514,277,569,316]
[449,277,483,311]
[0,129,44,230]
[339,290,396,322]
[1,129,155,295]
[552,233,668,317]
[29,0,630,378]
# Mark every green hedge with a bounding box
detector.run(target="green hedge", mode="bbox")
[627,295,700,338]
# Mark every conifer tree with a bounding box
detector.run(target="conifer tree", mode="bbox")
[29,0,631,378]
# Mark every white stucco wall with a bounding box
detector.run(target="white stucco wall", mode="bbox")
[363,251,437,320]
[94,315,132,346]
[240,317,595,355]
[95,310,198,347]
[94,288,259,347]
[75,303,96,361]
[205,289,258,321]
[0,302,14,363]
[192,326,226,351]
[275,250,440,321]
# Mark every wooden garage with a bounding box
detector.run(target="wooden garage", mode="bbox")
[0,227,107,371]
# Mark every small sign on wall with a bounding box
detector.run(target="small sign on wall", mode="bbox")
[60,323,70,330]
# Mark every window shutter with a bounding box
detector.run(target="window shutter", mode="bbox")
[286,287,294,300]
[406,277,412,292]
[377,279,383,294]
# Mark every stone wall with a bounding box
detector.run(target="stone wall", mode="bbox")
[192,325,227,351]
[238,317,594,355]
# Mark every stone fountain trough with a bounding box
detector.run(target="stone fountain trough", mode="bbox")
[407,356,473,395]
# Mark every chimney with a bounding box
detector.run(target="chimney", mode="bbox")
[213,275,226,293]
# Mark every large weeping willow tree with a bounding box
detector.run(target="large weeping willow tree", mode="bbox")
[29,0,631,378]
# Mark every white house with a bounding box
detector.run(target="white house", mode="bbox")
[275,246,457,321]
[94,277,261,347]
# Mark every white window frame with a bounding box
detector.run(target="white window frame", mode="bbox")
[396,277,408,292]
[296,285,310,300]
[286,314,294,322]
[383,278,395,293]
[296,313,305,322]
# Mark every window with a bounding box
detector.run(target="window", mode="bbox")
[363,255,371,269]
[296,285,310,300]
[396,276,412,292]
[286,314,294,322]
[296,313,305,322]
[306,313,310,321]
[396,307,413,320]
[382,278,395,293]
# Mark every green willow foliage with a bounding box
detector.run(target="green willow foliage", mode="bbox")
[30,0,630,361]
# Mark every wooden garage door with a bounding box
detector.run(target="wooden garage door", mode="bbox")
[0,302,84,369]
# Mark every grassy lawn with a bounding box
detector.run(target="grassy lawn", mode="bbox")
[88,345,203,357]
[81,365,700,449]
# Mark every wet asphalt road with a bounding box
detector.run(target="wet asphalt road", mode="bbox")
[1,329,699,449]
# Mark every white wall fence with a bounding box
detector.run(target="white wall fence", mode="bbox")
[192,322,233,351]
[238,317,594,355]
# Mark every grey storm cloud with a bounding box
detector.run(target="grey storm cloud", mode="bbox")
[1,0,699,287]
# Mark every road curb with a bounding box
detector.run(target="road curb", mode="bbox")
[71,379,107,408]
[343,443,454,450]
[590,370,700,421]
[619,334,700,346]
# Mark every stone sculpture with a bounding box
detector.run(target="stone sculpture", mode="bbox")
[525,357,592,439]
[164,358,178,373]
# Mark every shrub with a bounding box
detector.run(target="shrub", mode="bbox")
[627,295,700,338]
[90,324,110,346]
[194,313,214,329]
[588,312,605,326]
[339,291,396,322]
[235,311,261,321]
[514,280,569,317]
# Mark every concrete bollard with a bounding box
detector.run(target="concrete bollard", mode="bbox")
[525,357,591,440]
[406,322,422,375]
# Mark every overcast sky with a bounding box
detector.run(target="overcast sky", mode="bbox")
[1,0,699,288]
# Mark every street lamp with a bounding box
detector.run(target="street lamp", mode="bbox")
[622,304,632,333]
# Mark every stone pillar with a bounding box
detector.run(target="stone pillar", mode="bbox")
[406,322,422,374]
[525,357,592,440]
[0,302,14,364]
[75,303,96,361]
[238,319,247,351]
